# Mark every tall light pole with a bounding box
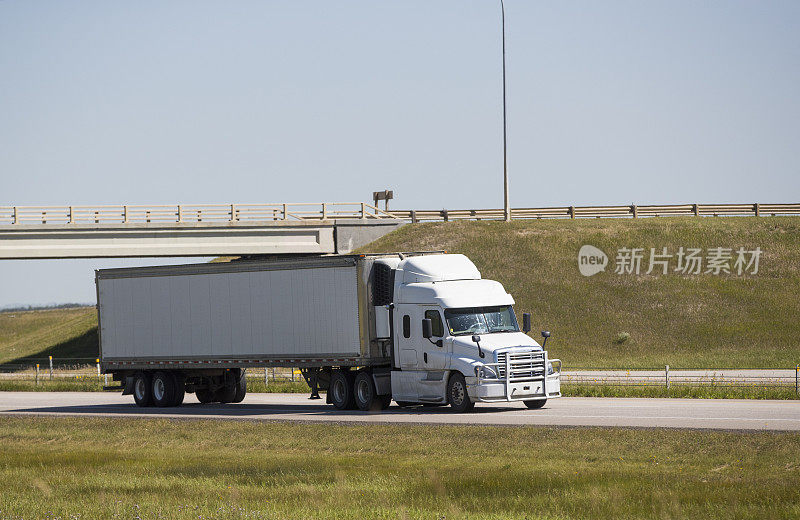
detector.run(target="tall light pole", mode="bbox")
[501,0,511,221]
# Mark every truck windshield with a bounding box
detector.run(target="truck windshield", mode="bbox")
[444,306,519,335]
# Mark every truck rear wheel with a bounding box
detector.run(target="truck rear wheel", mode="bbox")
[196,388,215,403]
[354,371,380,411]
[447,372,474,413]
[133,372,153,407]
[232,369,247,403]
[171,372,186,406]
[152,371,175,407]
[330,370,355,410]
[524,399,547,409]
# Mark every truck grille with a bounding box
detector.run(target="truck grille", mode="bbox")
[496,351,545,380]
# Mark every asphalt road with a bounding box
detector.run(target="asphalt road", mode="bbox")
[1,392,799,431]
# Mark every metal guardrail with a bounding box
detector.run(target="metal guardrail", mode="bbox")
[0,202,399,225]
[391,203,800,222]
[1,202,798,226]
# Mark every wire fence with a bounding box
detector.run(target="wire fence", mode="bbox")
[1,359,798,393]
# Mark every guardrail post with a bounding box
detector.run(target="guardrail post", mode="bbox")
[36,364,40,385]
[754,203,760,217]
[665,365,670,389]
[123,205,129,223]
[12,206,18,224]
[693,204,699,217]
[322,203,327,220]
[569,206,575,219]
[410,210,417,224]
[68,206,74,224]
[49,355,53,380]
[631,204,638,218]
[231,204,237,222]
[361,202,366,219]
[177,205,183,223]
[283,203,288,220]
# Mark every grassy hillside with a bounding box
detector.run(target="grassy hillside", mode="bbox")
[359,217,800,368]
[0,307,97,365]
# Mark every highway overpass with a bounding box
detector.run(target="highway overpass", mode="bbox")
[0,203,404,259]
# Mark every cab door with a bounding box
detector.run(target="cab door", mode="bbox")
[421,307,448,370]
[394,304,420,369]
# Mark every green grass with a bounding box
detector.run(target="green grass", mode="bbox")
[359,217,800,369]
[562,383,800,400]
[0,306,97,364]
[0,416,798,519]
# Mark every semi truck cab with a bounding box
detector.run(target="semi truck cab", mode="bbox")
[373,253,561,412]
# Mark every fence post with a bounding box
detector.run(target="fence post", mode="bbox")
[322,203,327,220]
[410,210,417,224]
[96,358,101,382]
[291,368,295,382]
[36,364,40,385]
[177,205,183,223]
[68,206,74,224]
[13,206,18,224]
[693,204,699,217]
[442,209,449,222]
[264,367,269,386]
[631,204,638,218]
[123,205,129,223]
[231,204,237,222]
[569,206,575,219]
[282,203,288,220]
[49,355,53,380]
[665,365,670,389]
[754,203,760,217]
[361,202,366,219]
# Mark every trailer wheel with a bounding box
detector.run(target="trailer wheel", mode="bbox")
[354,371,380,411]
[447,372,474,413]
[329,370,355,410]
[524,399,547,409]
[232,369,247,403]
[152,371,175,407]
[196,389,215,403]
[133,372,153,407]
[171,372,186,407]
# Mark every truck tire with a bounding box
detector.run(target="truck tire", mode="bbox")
[196,388,215,403]
[215,383,236,403]
[171,372,186,407]
[524,399,547,409]
[330,370,355,410]
[354,371,380,411]
[232,369,247,403]
[152,371,175,407]
[447,372,474,413]
[133,372,153,407]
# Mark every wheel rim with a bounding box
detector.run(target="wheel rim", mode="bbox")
[357,379,370,404]
[332,378,345,404]
[135,378,146,400]
[452,381,465,406]
[153,378,165,401]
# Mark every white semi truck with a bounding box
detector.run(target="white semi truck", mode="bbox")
[96,252,561,412]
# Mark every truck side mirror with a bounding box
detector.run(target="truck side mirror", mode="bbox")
[541,330,551,348]
[471,334,485,358]
[421,318,433,339]
[522,313,531,333]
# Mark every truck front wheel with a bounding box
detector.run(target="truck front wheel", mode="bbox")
[330,370,355,410]
[133,372,153,407]
[447,372,474,413]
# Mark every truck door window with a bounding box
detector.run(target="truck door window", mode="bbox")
[424,310,444,337]
[402,315,411,338]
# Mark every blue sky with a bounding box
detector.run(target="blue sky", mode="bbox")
[1,0,799,306]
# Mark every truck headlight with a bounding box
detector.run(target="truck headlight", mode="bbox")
[475,366,499,380]
[547,361,554,375]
